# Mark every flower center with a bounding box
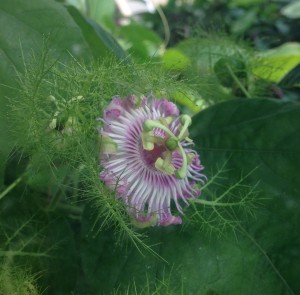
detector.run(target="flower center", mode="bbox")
[141,115,193,179]
[142,144,166,166]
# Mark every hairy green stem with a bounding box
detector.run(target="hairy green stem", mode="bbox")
[0,175,24,201]
[0,250,51,258]
[226,64,251,98]
[192,198,244,207]
[155,4,170,49]
[55,203,84,216]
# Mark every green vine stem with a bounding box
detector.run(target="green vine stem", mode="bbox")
[0,175,24,201]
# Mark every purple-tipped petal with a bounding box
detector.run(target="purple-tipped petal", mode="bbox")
[160,215,182,226]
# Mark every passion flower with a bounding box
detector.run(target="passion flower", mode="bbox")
[99,94,205,227]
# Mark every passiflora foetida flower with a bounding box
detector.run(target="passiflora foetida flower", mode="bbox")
[99,94,205,227]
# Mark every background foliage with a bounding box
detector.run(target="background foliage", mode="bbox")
[0,0,300,294]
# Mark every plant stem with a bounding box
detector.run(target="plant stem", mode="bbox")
[226,64,251,98]
[0,175,24,201]
[192,198,243,207]
[55,203,84,216]
[156,4,170,49]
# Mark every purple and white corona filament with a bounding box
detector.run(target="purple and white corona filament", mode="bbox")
[99,94,205,227]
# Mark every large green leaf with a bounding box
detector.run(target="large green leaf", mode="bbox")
[39,215,78,295]
[191,98,300,198]
[81,98,300,294]
[81,207,286,295]
[191,98,300,294]
[0,0,93,185]
[0,0,92,73]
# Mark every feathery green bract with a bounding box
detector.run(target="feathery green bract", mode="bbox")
[0,261,40,295]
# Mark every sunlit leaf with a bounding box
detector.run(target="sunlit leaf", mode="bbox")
[253,43,300,82]
[281,1,300,19]
[161,48,190,71]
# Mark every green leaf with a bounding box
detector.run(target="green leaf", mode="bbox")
[191,98,300,197]
[81,206,283,295]
[118,23,162,60]
[281,1,300,19]
[66,5,127,60]
[191,98,300,294]
[87,0,115,29]
[175,37,251,103]
[0,0,93,184]
[279,63,300,87]
[231,9,257,35]
[39,215,78,295]
[253,43,300,82]
[0,0,92,70]
[81,98,300,295]
[161,48,191,72]
[177,37,248,76]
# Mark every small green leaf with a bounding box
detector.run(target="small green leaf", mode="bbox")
[161,48,190,71]
[118,23,162,60]
[66,5,127,60]
[281,1,300,19]
[253,43,300,82]
[231,9,257,34]
[171,89,205,113]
